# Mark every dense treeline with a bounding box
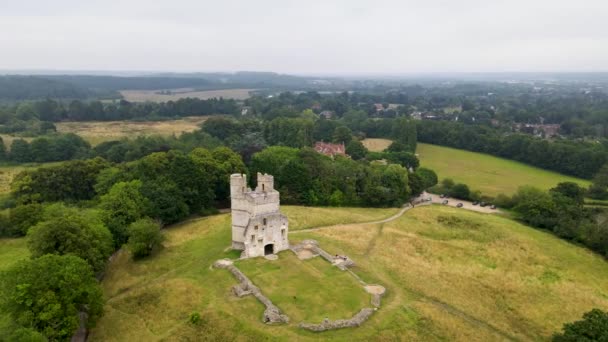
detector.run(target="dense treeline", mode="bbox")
[249,146,430,207]
[0,97,238,125]
[0,76,92,101]
[417,120,607,179]
[496,182,608,257]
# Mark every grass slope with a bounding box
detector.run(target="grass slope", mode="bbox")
[417,143,590,196]
[86,205,608,341]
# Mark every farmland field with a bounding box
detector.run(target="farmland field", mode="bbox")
[84,205,608,341]
[55,116,209,146]
[361,138,392,152]
[416,143,590,196]
[119,88,253,102]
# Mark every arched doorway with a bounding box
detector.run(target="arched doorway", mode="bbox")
[264,244,274,255]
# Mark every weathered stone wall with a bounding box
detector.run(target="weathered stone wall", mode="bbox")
[299,308,375,332]
[214,259,289,324]
[230,173,289,258]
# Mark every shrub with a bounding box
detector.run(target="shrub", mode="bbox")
[189,312,202,325]
[127,217,164,259]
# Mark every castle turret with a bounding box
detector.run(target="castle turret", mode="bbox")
[230,173,289,258]
[256,173,274,192]
[230,173,247,200]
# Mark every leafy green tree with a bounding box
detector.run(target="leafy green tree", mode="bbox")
[346,139,367,160]
[416,167,438,189]
[553,309,608,341]
[512,186,557,228]
[8,203,45,236]
[10,139,32,162]
[100,180,150,246]
[27,204,113,273]
[449,183,471,200]
[127,218,164,259]
[386,141,408,153]
[391,117,417,152]
[332,126,353,144]
[0,254,103,341]
[551,182,586,205]
[12,157,110,203]
[588,164,608,199]
[408,172,425,196]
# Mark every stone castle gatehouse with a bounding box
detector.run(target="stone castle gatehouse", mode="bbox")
[230,173,289,258]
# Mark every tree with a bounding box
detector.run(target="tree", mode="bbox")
[551,182,585,204]
[512,186,557,228]
[0,255,103,341]
[10,139,32,162]
[100,180,150,246]
[449,183,471,200]
[553,309,608,341]
[127,218,164,259]
[408,172,425,196]
[588,164,608,199]
[27,204,113,273]
[332,126,353,145]
[416,168,438,189]
[346,140,367,160]
[8,203,45,236]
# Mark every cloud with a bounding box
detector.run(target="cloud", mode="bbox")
[1,0,607,73]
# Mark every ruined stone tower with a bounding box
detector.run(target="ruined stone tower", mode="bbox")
[230,173,289,258]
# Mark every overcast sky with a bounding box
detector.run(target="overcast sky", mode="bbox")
[1,0,607,75]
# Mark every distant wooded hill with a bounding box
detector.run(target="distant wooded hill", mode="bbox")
[0,72,333,101]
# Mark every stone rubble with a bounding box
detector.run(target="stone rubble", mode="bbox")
[213,259,289,324]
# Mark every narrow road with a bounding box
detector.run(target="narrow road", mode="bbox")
[429,194,500,214]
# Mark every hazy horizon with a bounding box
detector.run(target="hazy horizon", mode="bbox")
[2,0,607,74]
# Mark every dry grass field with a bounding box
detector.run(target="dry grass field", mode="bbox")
[119,88,254,102]
[361,138,392,152]
[79,205,608,341]
[55,116,209,146]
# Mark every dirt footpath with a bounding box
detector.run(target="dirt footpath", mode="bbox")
[426,193,500,214]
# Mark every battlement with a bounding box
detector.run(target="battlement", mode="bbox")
[230,173,289,258]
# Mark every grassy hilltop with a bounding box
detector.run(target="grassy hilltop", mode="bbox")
[37,205,603,341]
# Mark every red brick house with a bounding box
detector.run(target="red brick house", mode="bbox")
[314,142,346,157]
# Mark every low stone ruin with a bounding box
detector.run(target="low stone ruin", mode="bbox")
[291,239,355,271]
[213,259,289,324]
[364,285,386,308]
[299,308,376,332]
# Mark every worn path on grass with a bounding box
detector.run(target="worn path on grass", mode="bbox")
[291,200,520,341]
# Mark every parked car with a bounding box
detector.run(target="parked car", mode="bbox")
[472,201,479,205]
[480,202,487,207]
[442,200,448,205]
[456,203,463,208]
[440,194,445,198]
[490,204,497,210]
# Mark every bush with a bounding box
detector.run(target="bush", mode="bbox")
[449,183,471,200]
[127,218,164,259]
[7,203,45,237]
[189,312,202,325]
[553,308,608,341]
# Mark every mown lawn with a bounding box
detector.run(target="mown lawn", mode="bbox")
[87,205,608,341]
[237,252,369,322]
[417,143,590,196]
